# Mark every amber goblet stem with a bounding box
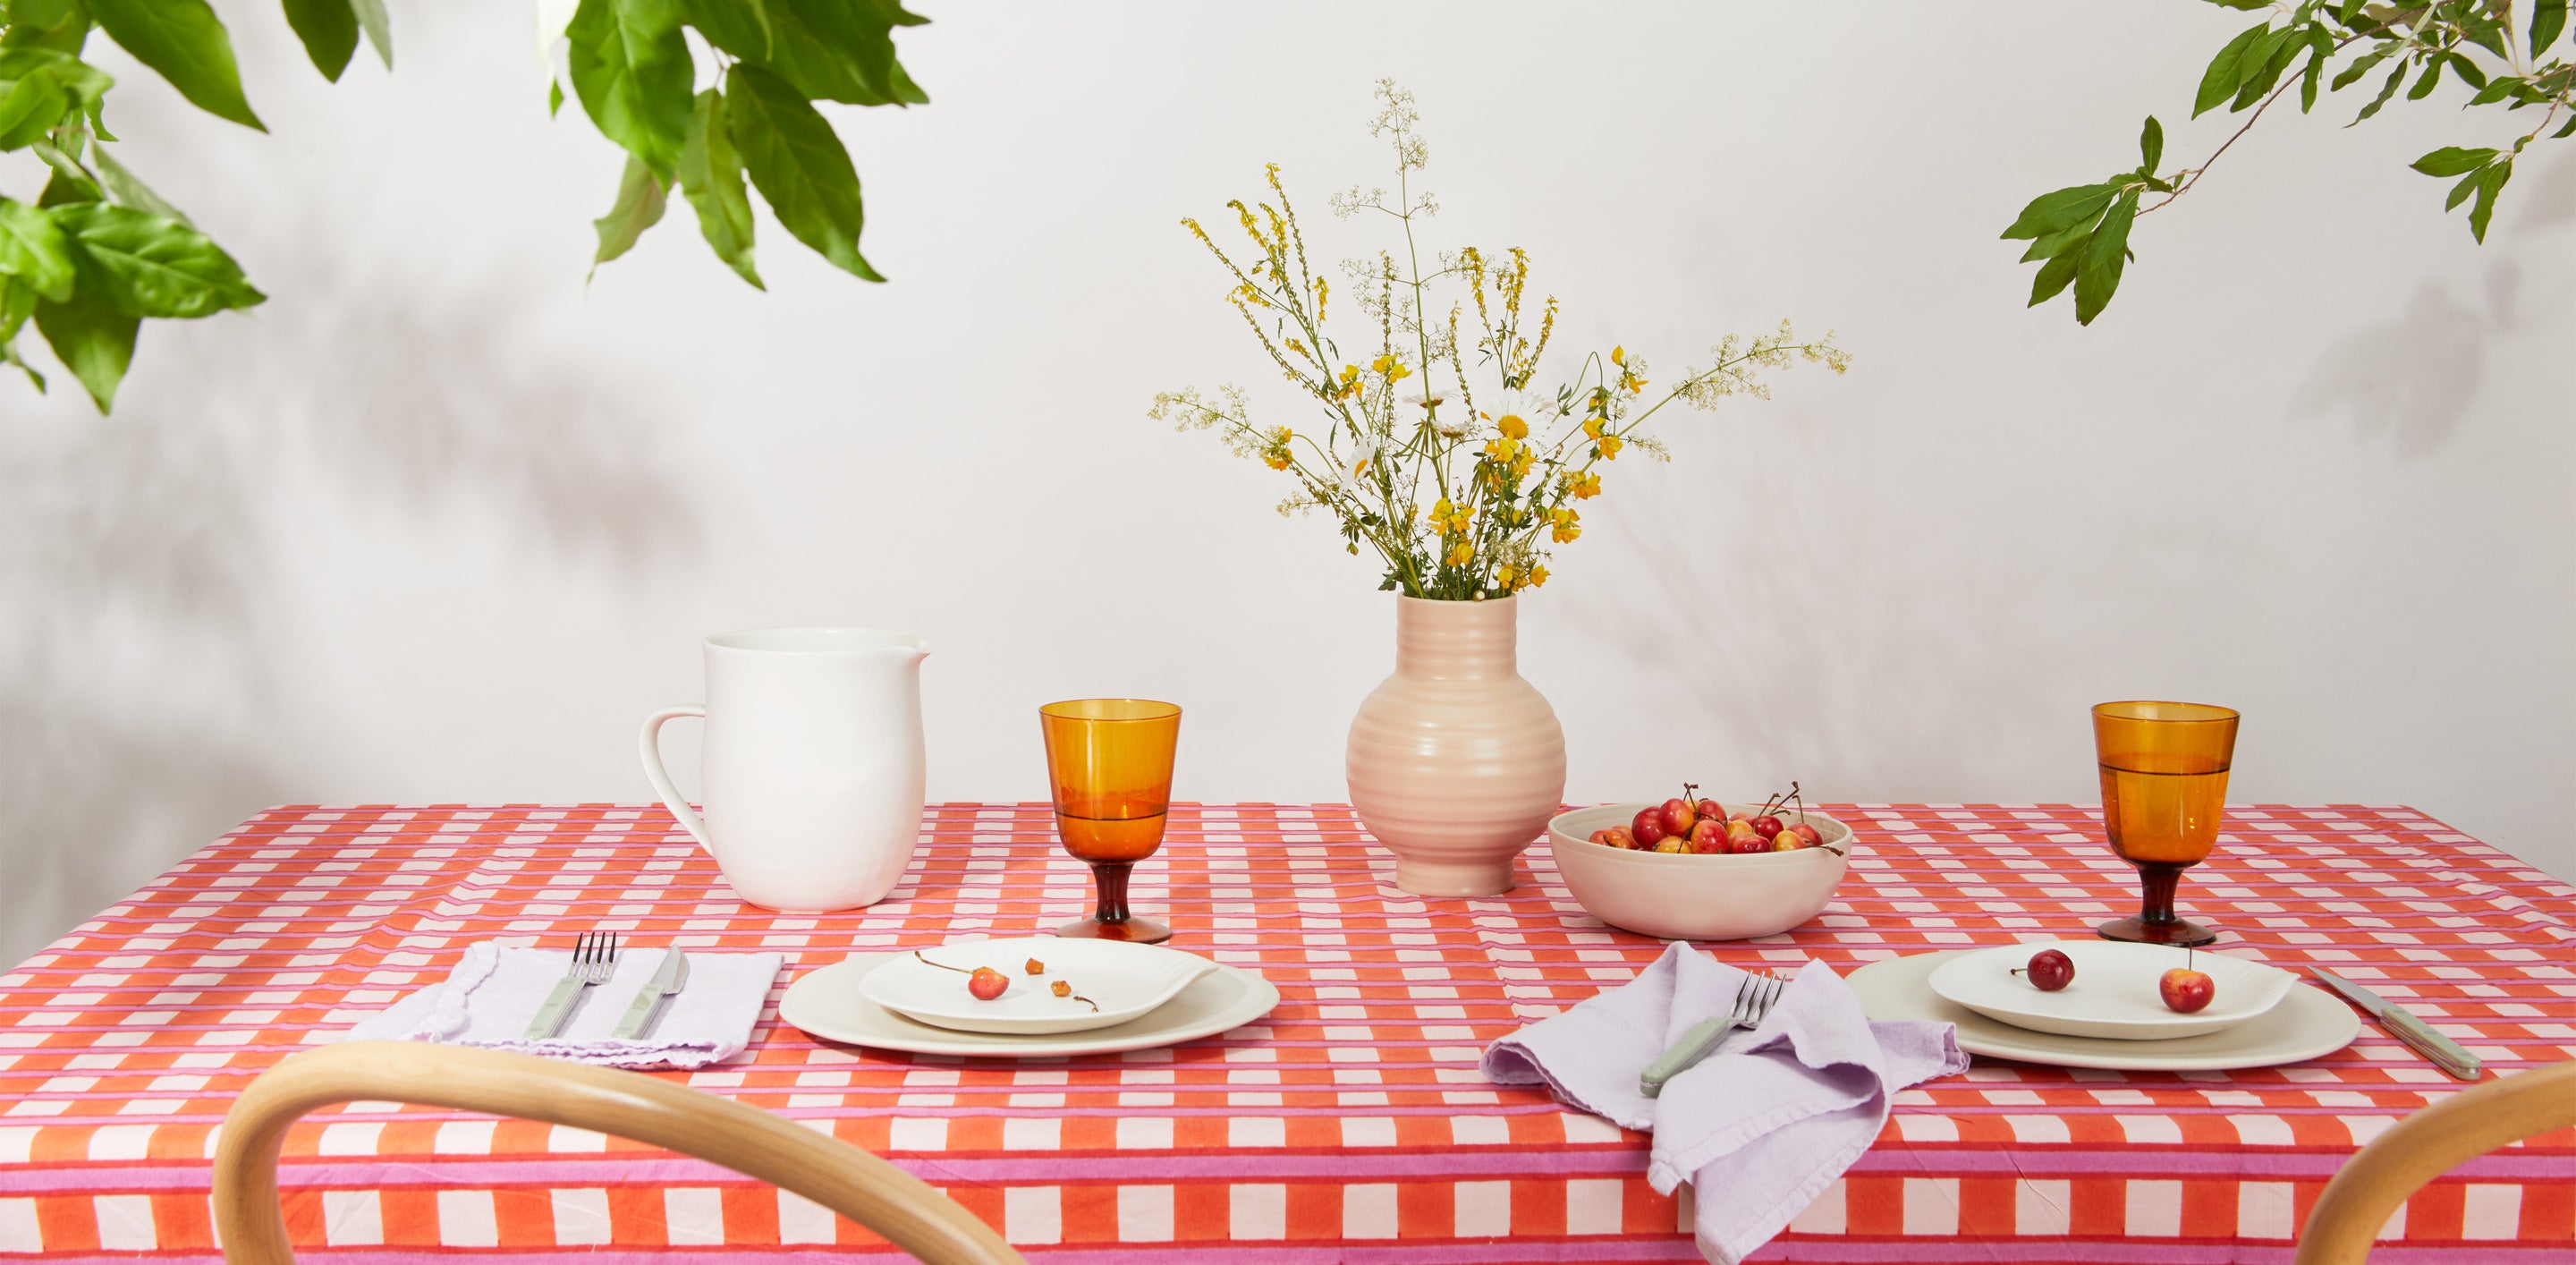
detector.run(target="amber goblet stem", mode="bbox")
[1089,862,1135,926]
[2136,862,2183,928]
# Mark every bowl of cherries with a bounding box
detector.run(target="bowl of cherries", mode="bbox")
[1546,785,1857,941]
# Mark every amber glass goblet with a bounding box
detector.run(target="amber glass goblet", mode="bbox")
[2093,700,2240,947]
[1040,698,1182,944]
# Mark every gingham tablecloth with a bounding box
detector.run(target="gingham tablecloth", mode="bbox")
[4,802,2573,1263]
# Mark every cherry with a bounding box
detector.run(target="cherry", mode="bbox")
[1688,819,1727,853]
[2160,966,2215,1014]
[1783,822,1824,848]
[967,966,1008,1000]
[2012,948,2074,992]
[1631,807,1668,847]
[1750,814,1784,840]
[1694,798,1726,824]
[1659,797,1699,836]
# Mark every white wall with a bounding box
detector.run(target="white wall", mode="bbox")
[4,2,2571,967]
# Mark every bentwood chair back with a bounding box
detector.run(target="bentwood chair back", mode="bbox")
[2295,1059,2576,1265]
[214,1041,1025,1265]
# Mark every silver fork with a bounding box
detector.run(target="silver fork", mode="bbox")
[524,931,620,1040]
[1640,972,1788,1098]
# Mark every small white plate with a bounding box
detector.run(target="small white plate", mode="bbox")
[856,937,1220,1035]
[781,954,1278,1058]
[1926,940,2297,1040]
[1854,949,2356,1071]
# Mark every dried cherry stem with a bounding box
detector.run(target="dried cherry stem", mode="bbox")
[1785,781,1804,824]
[913,952,971,974]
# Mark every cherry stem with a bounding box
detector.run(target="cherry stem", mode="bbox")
[1071,993,1100,1012]
[913,951,971,975]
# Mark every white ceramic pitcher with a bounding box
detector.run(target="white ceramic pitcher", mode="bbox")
[640,626,929,912]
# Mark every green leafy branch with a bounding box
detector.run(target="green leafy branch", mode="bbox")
[0,0,925,414]
[2007,0,2573,324]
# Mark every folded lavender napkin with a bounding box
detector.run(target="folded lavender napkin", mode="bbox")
[1483,943,1966,1265]
[347,942,780,1070]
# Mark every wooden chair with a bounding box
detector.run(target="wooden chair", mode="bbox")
[215,1041,1024,1265]
[2296,1059,2576,1264]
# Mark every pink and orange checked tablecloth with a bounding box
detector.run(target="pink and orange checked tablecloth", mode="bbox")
[4,802,2576,1264]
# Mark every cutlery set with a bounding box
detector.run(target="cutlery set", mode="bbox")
[522,933,692,1041]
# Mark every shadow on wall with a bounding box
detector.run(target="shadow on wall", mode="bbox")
[2292,154,2576,456]
[0,228,708,968]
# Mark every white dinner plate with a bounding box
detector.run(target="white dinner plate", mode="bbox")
[1853,949,2359,1072]
[781,953,1279,1058]
[859,938,1221,1035]
[1927,940,2297,1040]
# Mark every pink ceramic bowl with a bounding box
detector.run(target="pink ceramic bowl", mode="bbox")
[1546,802,1857,941]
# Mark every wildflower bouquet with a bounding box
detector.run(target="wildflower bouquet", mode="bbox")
[1151,82,1850,601]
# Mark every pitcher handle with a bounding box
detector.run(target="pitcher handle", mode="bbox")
[639,706,712,853]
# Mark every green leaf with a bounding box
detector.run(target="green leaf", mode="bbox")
[280,0,358,81]
[2232,27,2304,109]
[2139,115,2163,172]
[36,160,98,206]
[0,68,69,149]
[2537,0,2569,55]
[2445,168,2481,210]
[2197,21,2272,115]
[567,0,691,178]
[589,152,666,267]
[51,201,262,318]
[0,275,43,390]
[548,77,564,116]
[2017,218,2092,263]
[1,0,91,53]
[2404,55,2443,99]
[2446,52,2488,91]
[33,288,133,411]
[676,87,761,288]
[2331,41,2398,90]
[2300,41,2326,110]
[2411,144,2497,175]
[0,196,75,301]
[2467,159,2512,242]
[2027,245,2082,307]
[680,0,924,106]
[1999,182,2120,240]
[2353,62,2406,122]
[349,0,390,67]
[84,0,261,129]
[2073,191,2138,326]
[89,140,186,223]
[725,61,880,280]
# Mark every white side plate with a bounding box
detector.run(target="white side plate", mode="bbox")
[1927,940,2296,1040]
[781,954,1278,1058]
[1858,949,2357,1072]
[857,937,1221,1035]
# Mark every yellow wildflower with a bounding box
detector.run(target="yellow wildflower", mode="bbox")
[1610,345,1625,367]
[1549,506,1581,544]
[1496,413,1529,441]
[1482,437,1521,465]
[1285,337,1307,355]
[1337,365,1362,399]
[1262,427,1293,471]
[1445,539,1475,567]
[1569,471,1601,499]
[1371,353,1411,382]
[1527,565,1548,587]
[1581,418,1623,460]
[1496,565,1517,589]
[1509,449,1535,479]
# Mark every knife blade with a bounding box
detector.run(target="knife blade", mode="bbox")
[612,949,689,1040]
[2310,968,2480,1080]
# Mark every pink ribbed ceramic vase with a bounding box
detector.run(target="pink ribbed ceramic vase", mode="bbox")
[1345,595,1567,896]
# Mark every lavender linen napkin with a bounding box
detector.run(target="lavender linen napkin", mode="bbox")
[347,942,780,1070]
[1483,942,1966,1265]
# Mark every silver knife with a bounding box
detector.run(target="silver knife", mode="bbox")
[2310,968,2481,1081]
[612,949,690,1040]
